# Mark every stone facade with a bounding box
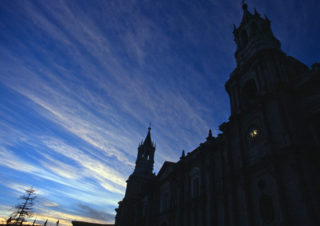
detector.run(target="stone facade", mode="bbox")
[115,3,320,226]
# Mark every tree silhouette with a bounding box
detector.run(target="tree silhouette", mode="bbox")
[8,188,37,225]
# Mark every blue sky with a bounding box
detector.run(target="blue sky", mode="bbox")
[0,0,319,225]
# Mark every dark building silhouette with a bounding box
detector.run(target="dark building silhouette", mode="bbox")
[72,221,114,226]
[115,3,320,226]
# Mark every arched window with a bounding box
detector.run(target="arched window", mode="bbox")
[161,192,169,211]
[243,79,258,101]
[142,196,148,216]
[189,167,200,198]
[251,22,258,35]
[164,192,169,209]
[259,194,275,224]
[192,177,199,197]
[241,30,248,45]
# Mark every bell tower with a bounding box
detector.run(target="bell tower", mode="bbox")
[115,127,156,226]
[133,126,156,176]
[226,2,308,116]
[233,2,281,66]
[124,126,155,198]
[220,2,318,226]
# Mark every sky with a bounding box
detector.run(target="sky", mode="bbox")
[0,0,319,225]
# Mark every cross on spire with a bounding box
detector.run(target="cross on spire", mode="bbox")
[241,0,248,10]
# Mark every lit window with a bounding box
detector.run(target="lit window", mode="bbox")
[249,129,259,138]
[248,127,261,144]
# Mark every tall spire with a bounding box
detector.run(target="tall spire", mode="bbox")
[206,129,215,141]
[240,0,253,25]
[180,150,185,160]
[133,126,156,176]
[143,125,152,146]
[241,0,248,11]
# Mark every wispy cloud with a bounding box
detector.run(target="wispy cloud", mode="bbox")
[41,137,126,192]
[0,0,219,164]
[0,0,239,223]
[1,0,317,224]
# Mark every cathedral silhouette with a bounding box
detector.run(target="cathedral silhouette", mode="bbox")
[115,3,320,226]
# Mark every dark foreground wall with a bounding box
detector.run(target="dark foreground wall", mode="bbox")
[72,221,114,226]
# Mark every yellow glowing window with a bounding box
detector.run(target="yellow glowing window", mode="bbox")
[248,128,260,144]
[249,129,259,138]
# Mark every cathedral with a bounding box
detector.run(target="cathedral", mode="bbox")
[115,3,320,226]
